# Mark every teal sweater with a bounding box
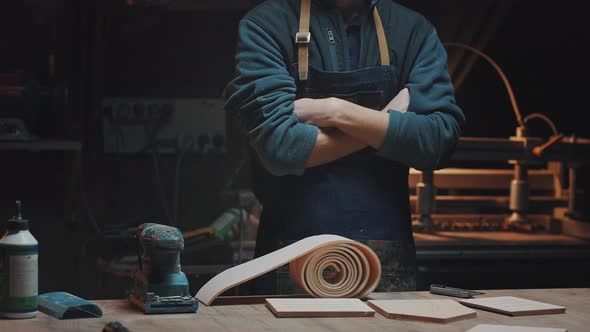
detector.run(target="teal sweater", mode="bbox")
[224,0,465,175]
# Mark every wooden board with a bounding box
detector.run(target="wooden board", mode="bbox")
[467,324,567,332]
[265,298,375,318]
[211,294,311,306]
[195,235,381,305]
[413,232,588,247]
[459,296,566,317]
[366,299,477,323]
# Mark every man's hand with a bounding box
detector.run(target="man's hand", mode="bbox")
[305,88,411,149]
[298,88,412,167]
[382,88,410,113]
[294,88,410,128]
[293,97,341,127]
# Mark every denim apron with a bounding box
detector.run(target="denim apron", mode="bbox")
[250,0,416,294]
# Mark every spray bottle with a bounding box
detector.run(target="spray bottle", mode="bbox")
[0,201,38,319]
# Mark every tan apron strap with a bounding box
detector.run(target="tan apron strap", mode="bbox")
[296,1,390,81]
[373,7,390,66]
[297,0,311,80]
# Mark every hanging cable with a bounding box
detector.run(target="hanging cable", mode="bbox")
[144,123,173,226]
[443,42,525,129]
[523,113,558,136]
[172,135,194,228]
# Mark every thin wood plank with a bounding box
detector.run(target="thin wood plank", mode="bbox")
[459,296,566,317]
[467,324,567,332]
[212,294,311,306]
[367,299,477,323]
[265,298,375,318]
[413,232,588,246]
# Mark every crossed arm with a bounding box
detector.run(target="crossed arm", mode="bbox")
[225,18,463,176]
[299,89,410,168]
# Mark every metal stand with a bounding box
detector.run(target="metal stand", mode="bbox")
[415,170,436,232]
[507,161,529,225]
[507,127,531,227]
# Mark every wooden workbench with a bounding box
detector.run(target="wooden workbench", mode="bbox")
[3,288,589,332]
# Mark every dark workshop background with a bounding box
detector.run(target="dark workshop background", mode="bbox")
[0,0,588,300]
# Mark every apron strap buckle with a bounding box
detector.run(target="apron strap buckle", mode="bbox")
[295,32,311,44]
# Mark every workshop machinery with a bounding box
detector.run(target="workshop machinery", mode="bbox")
[410,134,590,234]
[407,133,590,290]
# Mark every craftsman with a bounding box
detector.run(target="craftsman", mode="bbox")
[224,0,465,293]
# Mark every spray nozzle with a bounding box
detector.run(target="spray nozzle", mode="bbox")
[7,200,29,231]
[15,200,22,220]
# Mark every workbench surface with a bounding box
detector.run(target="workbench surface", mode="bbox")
[3,288,589,332]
